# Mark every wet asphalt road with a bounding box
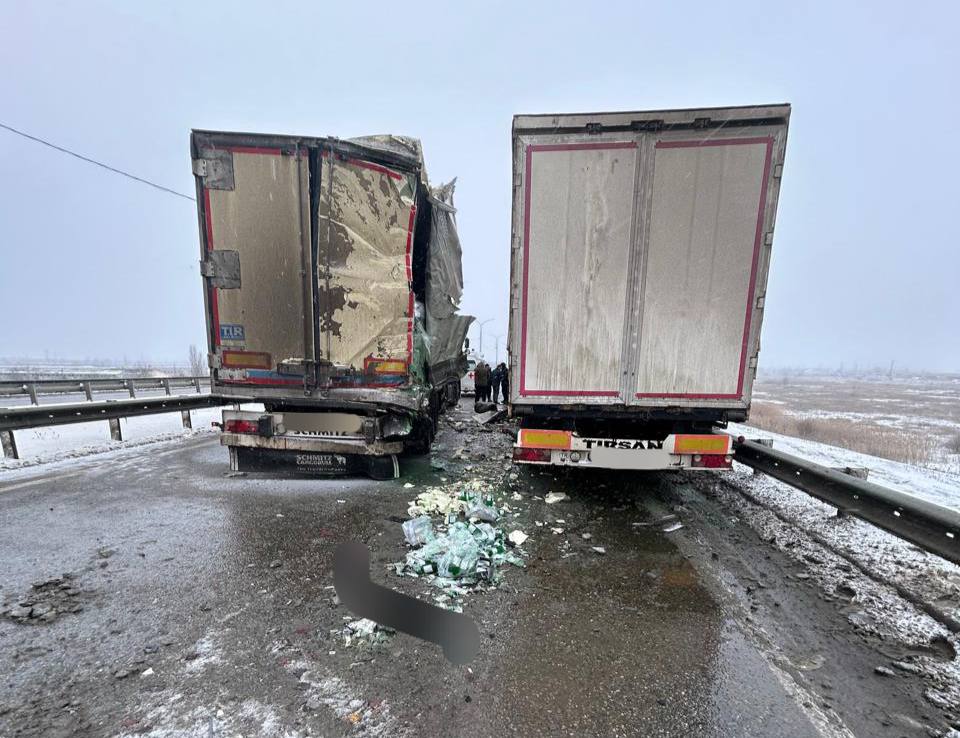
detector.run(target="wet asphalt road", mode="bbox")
[0,401,947,737]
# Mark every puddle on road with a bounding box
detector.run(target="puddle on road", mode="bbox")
[483,469,819,737]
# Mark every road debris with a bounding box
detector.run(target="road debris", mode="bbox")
[507,530,529,547]
[591,546,607,555]
[545,492,567,504]
[466,498,500,523]
[395,482,526,609]
[2,574,86,625]
[402,516,435,546]
[343,618,394,647]
[475,408,507,425]
[663,521,683,533]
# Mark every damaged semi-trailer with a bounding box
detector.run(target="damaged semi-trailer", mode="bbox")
[191,130,473,479]
[508,104,791,471]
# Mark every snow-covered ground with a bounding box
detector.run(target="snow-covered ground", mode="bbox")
[732,422,960,512]
[0,406,262,471]
[689,427,960,714]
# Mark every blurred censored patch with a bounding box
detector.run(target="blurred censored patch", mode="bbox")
[334,541,481,664]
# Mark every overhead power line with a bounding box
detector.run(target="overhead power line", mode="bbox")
[0,121,195,202]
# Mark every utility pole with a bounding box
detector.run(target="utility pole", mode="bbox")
[477,318,493,360]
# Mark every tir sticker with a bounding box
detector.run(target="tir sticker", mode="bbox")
[219,324,245,343]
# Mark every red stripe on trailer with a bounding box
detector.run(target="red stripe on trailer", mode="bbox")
[405,205,417,361]
[520,389,622,397]
[636,136,773,399]
[346,158,404,180]
[530,142,637,152]
[635,392,740,399]
[519,142,636,398]
[203,187,220,347]
[654,136,771,150]
[221,377,303,386]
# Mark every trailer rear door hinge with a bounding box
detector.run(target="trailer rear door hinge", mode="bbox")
[773,163,783,178]
[208,352,222,370]
[749,356,759,369]
[193,150,235,190]
[756,296,765,309]
[764,232,774,245]
[200,250,241,289]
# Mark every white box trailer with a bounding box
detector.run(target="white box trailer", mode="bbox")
[508,104,790,470]
[191,130,472,478]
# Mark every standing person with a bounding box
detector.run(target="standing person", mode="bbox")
[474,360,491,403]
[498,362,509,403]
[490,363,503,404]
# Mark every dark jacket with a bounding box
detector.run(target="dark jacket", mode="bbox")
[474,362,491,386]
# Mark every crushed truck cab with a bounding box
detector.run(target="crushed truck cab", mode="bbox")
[191,130,473,477]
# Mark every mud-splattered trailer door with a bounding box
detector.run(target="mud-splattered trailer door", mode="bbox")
[316,153,417,384]
[193,138,312,388]
[192,131,423,394]
[509,104,790,410]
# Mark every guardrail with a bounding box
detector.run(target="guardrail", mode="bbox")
[0,375,209,404]
[0,394,230,461]
[732,437,960,566]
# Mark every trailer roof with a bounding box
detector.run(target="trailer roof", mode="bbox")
[513,103,790,133]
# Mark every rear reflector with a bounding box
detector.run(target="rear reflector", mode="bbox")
[692,454,733,469]
[518,429,572,450]
[365,358,408,374]
[513,447,551,462]
[673,434,730,455]
[221,350,272,370]
[225,419,259,434]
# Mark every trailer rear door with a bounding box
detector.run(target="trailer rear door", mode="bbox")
[195,142,312,387]
[511,104,789,409]
[316,154,417,380]
[633,135,772,400]
[519,142,638,399]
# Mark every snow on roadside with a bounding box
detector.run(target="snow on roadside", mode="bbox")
[1,405,262,474]
[731,422,960,512]
[0,426,217,477]
[692,429,960,711]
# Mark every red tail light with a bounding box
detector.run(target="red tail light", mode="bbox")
[225,419,258,434]
[513,447,551,463]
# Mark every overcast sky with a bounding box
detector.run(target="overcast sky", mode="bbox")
[1,0,957,371]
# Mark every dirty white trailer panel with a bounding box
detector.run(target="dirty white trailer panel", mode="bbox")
[509,104,790,412]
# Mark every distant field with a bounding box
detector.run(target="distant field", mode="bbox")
[746,372,960,471]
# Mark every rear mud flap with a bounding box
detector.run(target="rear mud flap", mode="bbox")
[233,447,399,480]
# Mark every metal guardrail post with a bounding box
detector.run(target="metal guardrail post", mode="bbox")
[162,378,171,396]
[108,418,123,442]
[194,377,202,394]
[181,410,192,429]
[125,380,136,398]
[27,384,38,406]
[732,437,960,566]
[83,381,93,401]
[0,430,17,460]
